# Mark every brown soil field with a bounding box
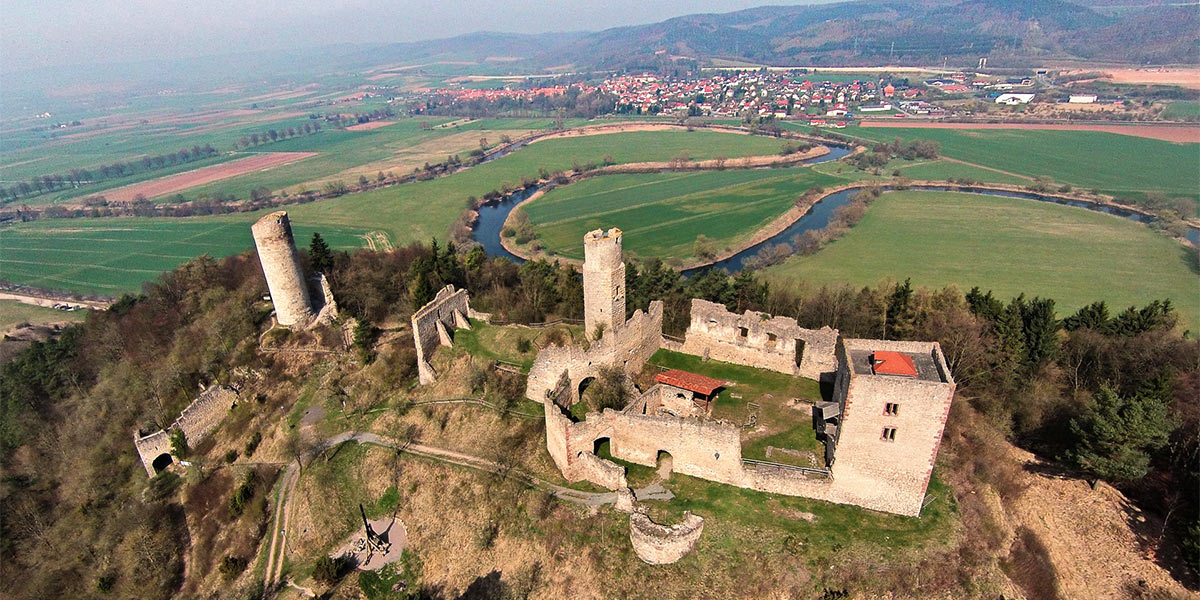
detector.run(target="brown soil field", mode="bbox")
[859,120,1200,143]
[1101,67,1200,90]
[101,152,317,202]
[345,121,397,131]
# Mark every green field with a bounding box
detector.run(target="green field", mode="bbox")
[1163,101,1200,120]
[841,127,1200,200]
[0,299,87,330]
[765,190,1200,327]
[0,218,370,294]
[523,167,839,261]
[0,129,790,294]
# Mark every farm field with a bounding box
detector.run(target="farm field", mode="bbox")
[102,152,318,202]
[0,299,87,330]
[0,129,790,294]
[522,168,841,261]
[856,120,1200,143]
[0,218,370,295]
[765,190,1200,327]
[839,126,1200,201]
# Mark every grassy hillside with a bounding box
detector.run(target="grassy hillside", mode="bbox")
[0,299,87,330]
[765,190,1200,327]
[523,168,839,261]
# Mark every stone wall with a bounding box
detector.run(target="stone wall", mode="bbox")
[252,211,314,327]
[134,385,239,477]
[680,299,837,380]
[827,338,956,516]
[629,512,705,565]
[525,300,663,404]
[608,411,745,485]
[411,285,473,385]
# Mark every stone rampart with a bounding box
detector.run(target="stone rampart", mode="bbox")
[681,299,837,380]
[525,301,663,404]
[608,411,745,485]
[412,285,473,384]
[134,385,239,477]
[629,512,705,565]
[252,211,314,327]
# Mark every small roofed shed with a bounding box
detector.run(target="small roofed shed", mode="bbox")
[655,369,725,412]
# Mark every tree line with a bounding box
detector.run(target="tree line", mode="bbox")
[0,144,219,204]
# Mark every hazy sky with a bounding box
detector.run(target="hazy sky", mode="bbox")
[2,0,831,70]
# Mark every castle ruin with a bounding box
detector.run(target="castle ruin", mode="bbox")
[412,285,484,385]
[133,385,239,477]
[527,228,957,561]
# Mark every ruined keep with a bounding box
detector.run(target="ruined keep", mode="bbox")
[412,285,476,385]
[822,338,956,516]
[252,211,314,326]
[583,228,626,340]
[134,385,239,477]
[681,299,838,380]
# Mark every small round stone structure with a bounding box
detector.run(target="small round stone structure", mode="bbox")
[252,211,314,326]
[629,511,704,564]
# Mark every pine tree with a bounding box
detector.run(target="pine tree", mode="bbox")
[1065,382,1174,483]
[309,232,333,273]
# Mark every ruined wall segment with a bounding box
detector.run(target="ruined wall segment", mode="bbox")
[629,512,705,565]
[681,299,837,380]
[411,285,473,385]
[134,385,239,477]
[583,228,626,341]
[251,211,314,327]
[828,338,955,516]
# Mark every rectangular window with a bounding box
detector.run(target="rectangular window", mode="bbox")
[738,326,749,338]
[766,332,777,348]
[882,427,897,442]
[884,403,899,416]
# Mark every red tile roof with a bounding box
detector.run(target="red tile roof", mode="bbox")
[655,369,724,395]
[871,351,918,377]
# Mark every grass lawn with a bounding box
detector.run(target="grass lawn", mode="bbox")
[449,320,582,371]
[523,167,841,262]
[765,190,1200,327]
[843,127,1200,201]
[1163,100,1200,120]
[0,299,87,329]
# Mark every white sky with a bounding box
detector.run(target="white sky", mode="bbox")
[1,0,835,70]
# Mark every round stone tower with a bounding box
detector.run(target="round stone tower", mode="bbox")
[583,228,626,340]
[251,211,314,326]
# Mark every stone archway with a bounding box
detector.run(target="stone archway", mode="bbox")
[151,453,174,473]
[656,450,674,480]
[577,376,597,400]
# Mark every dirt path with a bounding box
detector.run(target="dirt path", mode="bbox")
[263,463,300,591]
[940,157,1035,181]
[0,291,112,310]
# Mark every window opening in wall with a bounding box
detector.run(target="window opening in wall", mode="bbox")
[882,427,897,441]
[613,283,621,299]
[738,326,748,338]
[885,403,899,416]
[795,339,806,367]
[766,332,778,348]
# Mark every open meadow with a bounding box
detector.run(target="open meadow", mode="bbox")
[522,168,840,261]
[764,190,1200,327]
[0,299,87,330]
[836,126,1200,203]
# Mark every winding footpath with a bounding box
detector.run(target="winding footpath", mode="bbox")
[259,430,671,593]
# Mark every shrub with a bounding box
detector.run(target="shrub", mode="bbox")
[169,428,189,458]
[243,431,262,457]
[228,471,257,518]
[312,554,352,585]
[224,449,239,464]
[516,338,532,354]
[219,555,248,580]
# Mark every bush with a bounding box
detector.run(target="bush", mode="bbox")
[224,449,239,464]
[218,555,247,580]
[244,431,262,457]
[516,338,532,353]
[169,428,189,458]
[312,554,352,585]
[228,471,257,518]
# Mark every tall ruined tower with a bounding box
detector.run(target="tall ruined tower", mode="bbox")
[583,228,626,340]
[251,211,314,326]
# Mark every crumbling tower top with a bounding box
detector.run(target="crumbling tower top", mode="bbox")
[583,228,625,340]
[251,211,314,327]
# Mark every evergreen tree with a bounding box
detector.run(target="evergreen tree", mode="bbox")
[169,428,189,458]
[308,232,333,273]
[885,278,914,339]
[1020,297,1059,369]
[1063,301,1110,332]
[1065,381,1174,483]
